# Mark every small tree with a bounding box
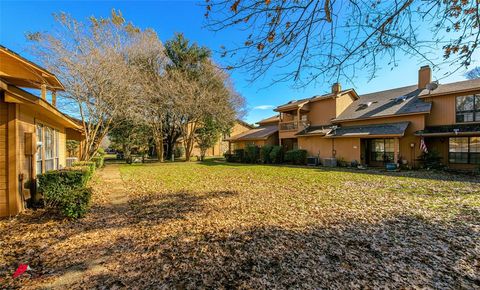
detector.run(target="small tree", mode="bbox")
[195,117,223,161]
[109,117,151,164]
[66,140,80,158]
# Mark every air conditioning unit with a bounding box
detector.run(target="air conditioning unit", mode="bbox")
[322,157,337,167]
[306,157,319,166]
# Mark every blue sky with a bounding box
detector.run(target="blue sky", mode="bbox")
[0,0,476,123]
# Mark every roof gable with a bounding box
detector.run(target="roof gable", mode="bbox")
[334,85,431,122]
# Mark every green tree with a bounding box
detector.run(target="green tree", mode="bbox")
[195,117,224,161]
[109,117,151,164]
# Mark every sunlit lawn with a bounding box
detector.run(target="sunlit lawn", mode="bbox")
[1,160,479,288]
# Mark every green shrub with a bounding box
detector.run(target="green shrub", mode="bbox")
[233,149,245,162]
[224,153,235,162]
[174,146,185,158]
[37,168,93,218]
[260,145,273,164]
[57,187,92,218]
[244,145,260,163]
[97,147,106,156]
[420,149,444,170]
[269,146,284,164]
[284,149,307,165]
[91,156,104,169]
[72,161,96,176]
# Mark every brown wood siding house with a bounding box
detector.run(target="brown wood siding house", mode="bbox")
[0,46,84,217]
[230,66,479,170]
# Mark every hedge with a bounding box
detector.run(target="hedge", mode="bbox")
[269,146,284,164]
[244,145,260,163]
[260,145,273,164]
[91,155,104,169]
[233,149,245,163]
[284,149,308,165]
[37,167,93,218]
[72,161,96,176]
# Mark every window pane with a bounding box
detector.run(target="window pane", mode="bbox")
[475,95,480,110]
[45,159,54,171]
[36,161,42,175]
[45,128,53,159]
[456,96,474,111]
[449,137,469,153]
[456,112,474,123]
[36,125,43,161]
[470,137,480,153]
[449,152,469,164]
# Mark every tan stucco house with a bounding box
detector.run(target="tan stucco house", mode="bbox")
[228,66,480,170]
[0,46,84,217]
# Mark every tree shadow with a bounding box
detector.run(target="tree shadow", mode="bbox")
[71,214,479,289]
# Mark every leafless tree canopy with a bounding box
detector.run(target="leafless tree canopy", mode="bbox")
[205,0,480,87]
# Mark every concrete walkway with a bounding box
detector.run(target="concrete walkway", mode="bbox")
[46,164,129,289]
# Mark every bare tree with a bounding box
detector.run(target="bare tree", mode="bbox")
[205,0,480,86]
[126,30,169,161]
[164,61,245,161]
[27,10,149,160]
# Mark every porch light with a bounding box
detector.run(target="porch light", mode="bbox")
[453,128,460,135]
[410,143,415,148]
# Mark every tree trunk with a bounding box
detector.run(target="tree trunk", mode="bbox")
[156,137,164,162]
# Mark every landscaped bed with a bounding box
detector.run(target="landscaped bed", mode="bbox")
[1,161,479,288]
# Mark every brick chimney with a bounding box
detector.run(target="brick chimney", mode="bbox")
[331,82,341,95]
[418,65,431,89]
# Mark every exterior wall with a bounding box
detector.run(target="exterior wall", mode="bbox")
[335,93,355,116]
[424,90,480,126]
[333,138,361,163]
[337,114,426,166]
[17,104,68,175]
[426,137,479,170]
[184,121,253,157]
[0,94,8,216]
[308,98,337,125]
[298,136,332,158]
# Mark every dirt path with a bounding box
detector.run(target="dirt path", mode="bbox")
[45,164,130,289]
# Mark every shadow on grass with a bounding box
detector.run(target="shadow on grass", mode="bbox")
[2,187,479,289]
[57,214,480,288]
[199,159,480,183]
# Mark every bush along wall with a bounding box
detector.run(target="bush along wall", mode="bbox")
[244,145,260,163]
[260,145,273,164]
[37,166,94,218]
[284,149,308,165]
[91,155,105,169]
[72,161,96,176]
[269,146,284,164]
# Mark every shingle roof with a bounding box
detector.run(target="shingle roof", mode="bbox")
[419,79,480,97]
[334,85,431,122]
[295,125,333,136]
[227,125,278,141]
[416,124,480,136]
[327,122,410,137]
[257,115,279,125]
[276,89,356,111]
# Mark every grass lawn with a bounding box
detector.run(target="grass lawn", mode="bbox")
[1,161,479,288]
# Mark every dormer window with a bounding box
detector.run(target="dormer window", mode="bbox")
[456,95,480,123]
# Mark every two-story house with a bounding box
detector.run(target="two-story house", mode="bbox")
[1,46,84,217]
[229,66,480,170]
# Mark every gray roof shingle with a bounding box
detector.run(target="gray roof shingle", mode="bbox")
[227,125,278,141]
[334,85,431,122]
[295,125,333,136]
[419,78,480,97]
[327,122,410,137]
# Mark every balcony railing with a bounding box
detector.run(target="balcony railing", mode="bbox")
[279,120,309,131]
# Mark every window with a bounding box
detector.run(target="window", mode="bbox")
[449,137,480,164]
[36,124,43,174]
[370,139,394,162]
[36,123,61,174]
[456,95,480,123]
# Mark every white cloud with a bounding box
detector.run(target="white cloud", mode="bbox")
[253,105,274,110]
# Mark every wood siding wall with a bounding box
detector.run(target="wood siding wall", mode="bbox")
[424,90,480,126]
[0,94,8,216]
